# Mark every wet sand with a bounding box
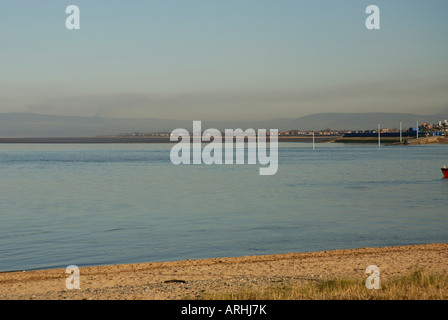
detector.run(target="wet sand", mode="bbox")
[1,243,447,300]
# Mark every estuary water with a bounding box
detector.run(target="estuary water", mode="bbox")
[1,143,448,272]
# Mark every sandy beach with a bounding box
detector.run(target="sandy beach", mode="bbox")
[1,243,447,300]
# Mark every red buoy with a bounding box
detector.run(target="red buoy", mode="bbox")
[442,168,448,179]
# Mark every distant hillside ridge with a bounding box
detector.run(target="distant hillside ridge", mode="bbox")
[0,110,446,137]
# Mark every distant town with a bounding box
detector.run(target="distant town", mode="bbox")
[119,119,448,138]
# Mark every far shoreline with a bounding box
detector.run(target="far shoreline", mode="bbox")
[1,135,447,145]
[0,136,340,144]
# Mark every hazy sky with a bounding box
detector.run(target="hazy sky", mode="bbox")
[1,0,447,121]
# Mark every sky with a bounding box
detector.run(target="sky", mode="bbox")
[0,0,447,121]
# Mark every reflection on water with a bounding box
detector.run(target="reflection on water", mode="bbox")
[0,143,447,271]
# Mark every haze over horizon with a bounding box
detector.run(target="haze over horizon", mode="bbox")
[1,1,448,123]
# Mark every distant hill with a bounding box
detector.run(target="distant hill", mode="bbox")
[0,111,447,137]
[0,113,193,137]
[279,111,448,131]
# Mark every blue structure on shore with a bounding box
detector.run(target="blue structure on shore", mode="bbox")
[343,132,418,138]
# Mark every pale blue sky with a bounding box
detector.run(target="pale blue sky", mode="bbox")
[1,0,447,121]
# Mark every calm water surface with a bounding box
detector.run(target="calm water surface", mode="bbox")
[1,143,447,272]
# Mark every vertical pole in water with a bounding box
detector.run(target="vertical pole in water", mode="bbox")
[378,123,381,148]
[312,131,315,150]
[400,121,402,143]
[416,121,419,139]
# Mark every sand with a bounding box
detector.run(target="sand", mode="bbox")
[1,243,447,300]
